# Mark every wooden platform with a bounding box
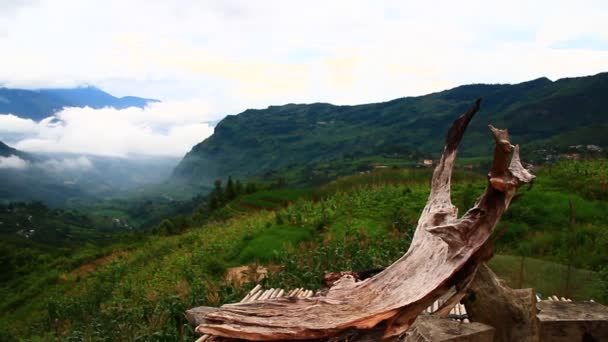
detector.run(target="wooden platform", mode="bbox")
[537,300,608,341]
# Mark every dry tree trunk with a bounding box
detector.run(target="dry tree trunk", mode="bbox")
[195,98,535,341]
[462,263,539,342]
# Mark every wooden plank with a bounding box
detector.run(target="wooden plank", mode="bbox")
[269,288,281,299]
[404,315,494,341]
[241,284,262,303]
[537,301,608,342]
[259,289,273,300]
[247,290,263,303]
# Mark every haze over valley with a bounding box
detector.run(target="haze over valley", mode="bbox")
[1,1,607,340]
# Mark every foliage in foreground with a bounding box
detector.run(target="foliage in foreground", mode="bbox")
[1,160,607,340]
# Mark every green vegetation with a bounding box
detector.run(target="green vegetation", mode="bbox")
[498,166,608,271]
[543,159,608,200]
[235,224,313,264]
[1,159,607,340]
[489,255,604,301]
[228,188,314,212]
[173,73,608,185]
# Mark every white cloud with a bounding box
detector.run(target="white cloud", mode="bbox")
[0,114,38,133]
[0,155,28,169]
[37,156,94,172]
[0,0,607,157]
[1,1,607,103]
[0,101,217,157]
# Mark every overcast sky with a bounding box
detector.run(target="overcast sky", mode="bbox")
[1,0,607,157]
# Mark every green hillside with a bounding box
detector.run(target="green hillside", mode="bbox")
[2,159,606,340]
[174,73,608,185]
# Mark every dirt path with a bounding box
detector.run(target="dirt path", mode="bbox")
[72,250,129,276]
[225,265,282,285]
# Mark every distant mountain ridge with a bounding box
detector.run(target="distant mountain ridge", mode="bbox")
[173,72,608,184]
[0,141,17,157]
[0,141,28,159]
[0,86,159,121]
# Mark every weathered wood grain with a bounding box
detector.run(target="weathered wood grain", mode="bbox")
[462,263,539,342]
[195,99,535,340]
[537,301,608,341]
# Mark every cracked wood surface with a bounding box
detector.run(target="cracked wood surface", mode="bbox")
[195,98,535,341]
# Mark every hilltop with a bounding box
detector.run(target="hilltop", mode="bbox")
[0,141,28,159]
[174,72,608,185]
[0,86,158,121]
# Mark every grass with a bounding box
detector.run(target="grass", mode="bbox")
[328,217,387,238]
[490,255,604,301]
[226,188,314,212]
[235,224,314,264]
[2,160,607,340]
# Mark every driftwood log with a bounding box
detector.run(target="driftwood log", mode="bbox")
[196,98,535,340]
[462,263,539,342]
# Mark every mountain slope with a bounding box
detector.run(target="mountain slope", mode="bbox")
[0,86,159,121]
[173,72,608,184]
[0,141,32,162]
[0,141,20,157]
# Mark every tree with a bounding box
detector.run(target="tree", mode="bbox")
[213,180,223,201]
[158,219,176,235]
[235,180,244,195]
[276,177,287,188]
[245,182,257,194]
[209,195,220,210]
[208,179,224,210]
[226,176,236,200]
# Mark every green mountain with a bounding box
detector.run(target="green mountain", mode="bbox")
[173,72,608,185]
[0,141,27,158]
[0,86,158,121]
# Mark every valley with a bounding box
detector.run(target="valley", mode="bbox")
[2,2,608,339]
[1,76,607,340]
[1,159,606,340]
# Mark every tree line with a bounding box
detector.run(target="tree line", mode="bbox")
[155,177,257,235]
[208,176,257,210]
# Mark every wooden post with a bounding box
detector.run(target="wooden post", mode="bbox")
[462,263,539,342]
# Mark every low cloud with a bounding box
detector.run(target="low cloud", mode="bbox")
[0,155,29,169]
[0,100,218,157]
[37,156,94,172]
[0,154,96,172]
[0,114,38,133]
